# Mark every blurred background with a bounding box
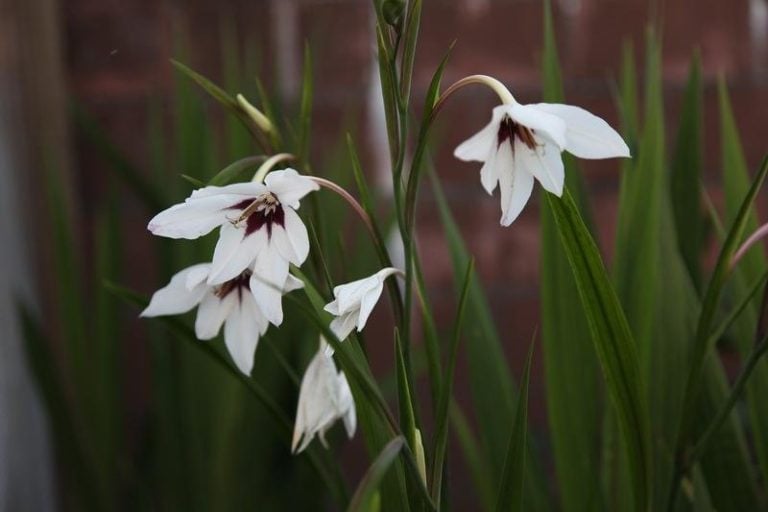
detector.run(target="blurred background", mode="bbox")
[1,0,767,510]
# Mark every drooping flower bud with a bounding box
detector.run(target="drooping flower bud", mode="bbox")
[236,93,274,135]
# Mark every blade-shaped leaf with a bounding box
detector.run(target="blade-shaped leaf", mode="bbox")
[539,3,603,510]
[545,189,650,511]
[670,55,704,291]
[495,342,534,512]
[429,168,550,511]
[430,259,473,506]
[347,437,406,512]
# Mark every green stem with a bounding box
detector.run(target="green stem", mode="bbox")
[690,336,768,467]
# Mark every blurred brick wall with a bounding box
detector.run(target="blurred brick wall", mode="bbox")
[56,0,768,505]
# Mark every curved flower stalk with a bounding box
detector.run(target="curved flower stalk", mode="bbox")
[324,267,403,341]
[292,337,356,454]
[451,75,630,225]
[147,169,318,324]
[141,263,304,375]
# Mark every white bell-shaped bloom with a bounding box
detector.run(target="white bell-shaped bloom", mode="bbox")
[292,338,356,454]
[147,169,318,303]
[323,267,401,341]
[141,263,303,375]
[455,100,630,226]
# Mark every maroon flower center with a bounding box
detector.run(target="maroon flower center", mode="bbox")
[214,270,252,300]
[227,193,285,238]
[497,116,537,150]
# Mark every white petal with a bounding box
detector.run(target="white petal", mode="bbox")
[516,137,565,196]
[147,191,259,239]
[323,298,341,316]
[330,312,358,341]
[264,168,319,209]
[479,142,501,194]
[283,273,305,293]
[281,207,311,265]
[333,277,379,314]
[250,249,290,325]
[184,264,212,290]
[208,224,263,285]
[141,264,211,317]
[498,143,535,226]
[190,182,266,199]
[337,373,356,438]
[356,282,385,331]
[194,292,235,339]
[504,103,567,150]
[532,103,630,159]
[453,111,500,162]
[223,292,263,375]
[292,346,341,453]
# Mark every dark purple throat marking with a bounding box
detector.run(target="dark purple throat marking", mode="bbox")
[226,193,286,238]
[497,116,537,151]
[215,270,252,301]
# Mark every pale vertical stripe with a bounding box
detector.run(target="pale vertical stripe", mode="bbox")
[271,0,300,100]
[367,4,394,195]
[750,0,768,74]
[0,81,55,512]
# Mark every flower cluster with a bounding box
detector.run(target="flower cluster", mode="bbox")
[142,75,628,455]
[143,162,402,452]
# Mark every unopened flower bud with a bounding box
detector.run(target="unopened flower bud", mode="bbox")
[236,93,273,134]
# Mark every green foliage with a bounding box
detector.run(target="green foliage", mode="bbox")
[21,3,768,512]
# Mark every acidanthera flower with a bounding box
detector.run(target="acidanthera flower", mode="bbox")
[141,263,303,375]
[292,338,356,454]
[147,169,318,321]
[324,267,401,341]
[454,89,630,226]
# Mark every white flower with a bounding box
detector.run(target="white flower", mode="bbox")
[454,99,630,226]
[292,338,356,454]
[323,267,401,341]
[140,263,303,375]
[147,169,318,314]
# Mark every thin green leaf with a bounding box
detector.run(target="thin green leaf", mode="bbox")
[670,54,704,290]
[180,174,205,188]
[495,341,534,512]
[105,282,349,504]
[347,437,406,512]
[430,258,474,507]
[395,330,417,447]
[449,402,495,511]
[376,26,400,163]
[545,189,650,510]
[399,0,422,107]
[298,43,313,166]
[171,59,239,111]
[171,59,270,151]
[717,80,768,485]
[429,167,550,511]
[403,43,453,231]
[346,135,405,323]
[540,3,603,509]
[679,155,768,441]
[208,156,267,187]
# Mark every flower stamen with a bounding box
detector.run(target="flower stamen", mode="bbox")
[498,116,537,150]
[214,270,252,300]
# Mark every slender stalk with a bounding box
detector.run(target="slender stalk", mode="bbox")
[731,221,768,270]
[667,335,768,510]
[252,153,295,182]
[687,336,768,467]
